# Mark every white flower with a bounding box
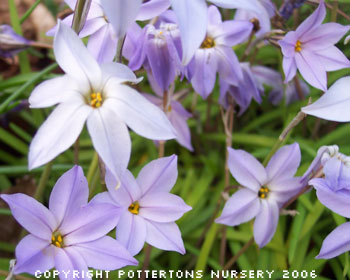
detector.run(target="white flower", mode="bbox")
[28,21,176,179]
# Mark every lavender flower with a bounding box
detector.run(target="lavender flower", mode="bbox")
[251,66,309,105]
[170,0,270,64]
[186,5,253,99]
[278,0,350,91]
[0,25,30,58]
[309,151,350,218]
[126,17,182,93]
[143,85,193,151]
[317,222,350,259]
[48,0,143,63]
[234,0,275,36]
[92,155,192,256]
[0,166,137,278]
[219,63,262,115]
[216,144,302,247]
[28,21,175,180]
[302,77,350,121]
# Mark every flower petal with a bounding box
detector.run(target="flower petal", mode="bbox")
[145,221,185,254]
[295,50,327,91]
[55,247,90,280]
[87,104,131,180]
[1,194,56,240]
[282,56,297,83]
[317,222,350,259]
[29,100,92,170]
[296,0,326,38]
[28,75,79,109]
[266,143,301,183]
[139,192,191,222]
[137,0,170,21]
[215,188,260,226]
[191,49,218,99]
[303,23,350,50]
[62,203,121,245]
[101,0,142,38]
[104,81,176,140]
[101,62,142,84]
[14,235,54,275]
[49,165,89,226]
[214,20,253,47]
[170,0,207,65]
[146,37,176,92]
[311,178,350,218]
[54,21,102,91]
[253,199,279,248]
[302,76,350,122]
[314,46,350,72]
[168,109,193,151]
[74,236,137,270]
[227,148,267,192]
[137,155,178,195]
[116,212,147,256]
[105,169,142,207]
[87,24,117,64]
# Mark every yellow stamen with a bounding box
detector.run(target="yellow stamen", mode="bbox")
[258,186,269,199]
[200,36,215,49]
[90,92,103,108]
[167,105,172,112]
[128,202,140,215]
[51,232,64,248]
[295,40,302,52]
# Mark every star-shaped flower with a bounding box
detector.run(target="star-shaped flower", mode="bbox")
[0,166,137,279]
[278,0,350,91]
[186,5,253,99]
[92,155,192,256]
[216,143,302,247]
[29,21,175,179]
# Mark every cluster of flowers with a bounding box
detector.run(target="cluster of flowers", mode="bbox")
[2,0,350,278]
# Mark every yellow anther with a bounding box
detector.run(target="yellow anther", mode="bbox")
[167,105,172,112]
[90,92,103,108]
[128,202,140,215]
[51,232,64,248]
[200,36,215,49]
[258,186,269,199]
[295,40,302,52]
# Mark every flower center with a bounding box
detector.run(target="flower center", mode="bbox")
[295,40,302,52]
[128,202,140,214]
[258,186,269,199]
[90,92,103,108]
[200,36,215,49]
[51,232,64,248]
[167,104,172,112]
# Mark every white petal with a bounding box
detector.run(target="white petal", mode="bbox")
[302,76,350,122]
[86,104,131,180]
[29,75,79,108]
[104,81,176,140]
[54,21,102,91]
[171,0,207,65]
[101,0,142,38]
[29,100,91,170]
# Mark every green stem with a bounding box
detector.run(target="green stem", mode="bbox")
[115,36,126,63]
[87,152,99,188]
[34,161,53,202]
[71,0,92,34]
[0,63,57,114]
[20,0,41,24]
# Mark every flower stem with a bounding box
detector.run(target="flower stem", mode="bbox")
[87,152,99,186]
[115,36,126,63]
[71,0,92,34]
[140,244,152,280]
[34,161,53,202]
[223,237,254,270]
